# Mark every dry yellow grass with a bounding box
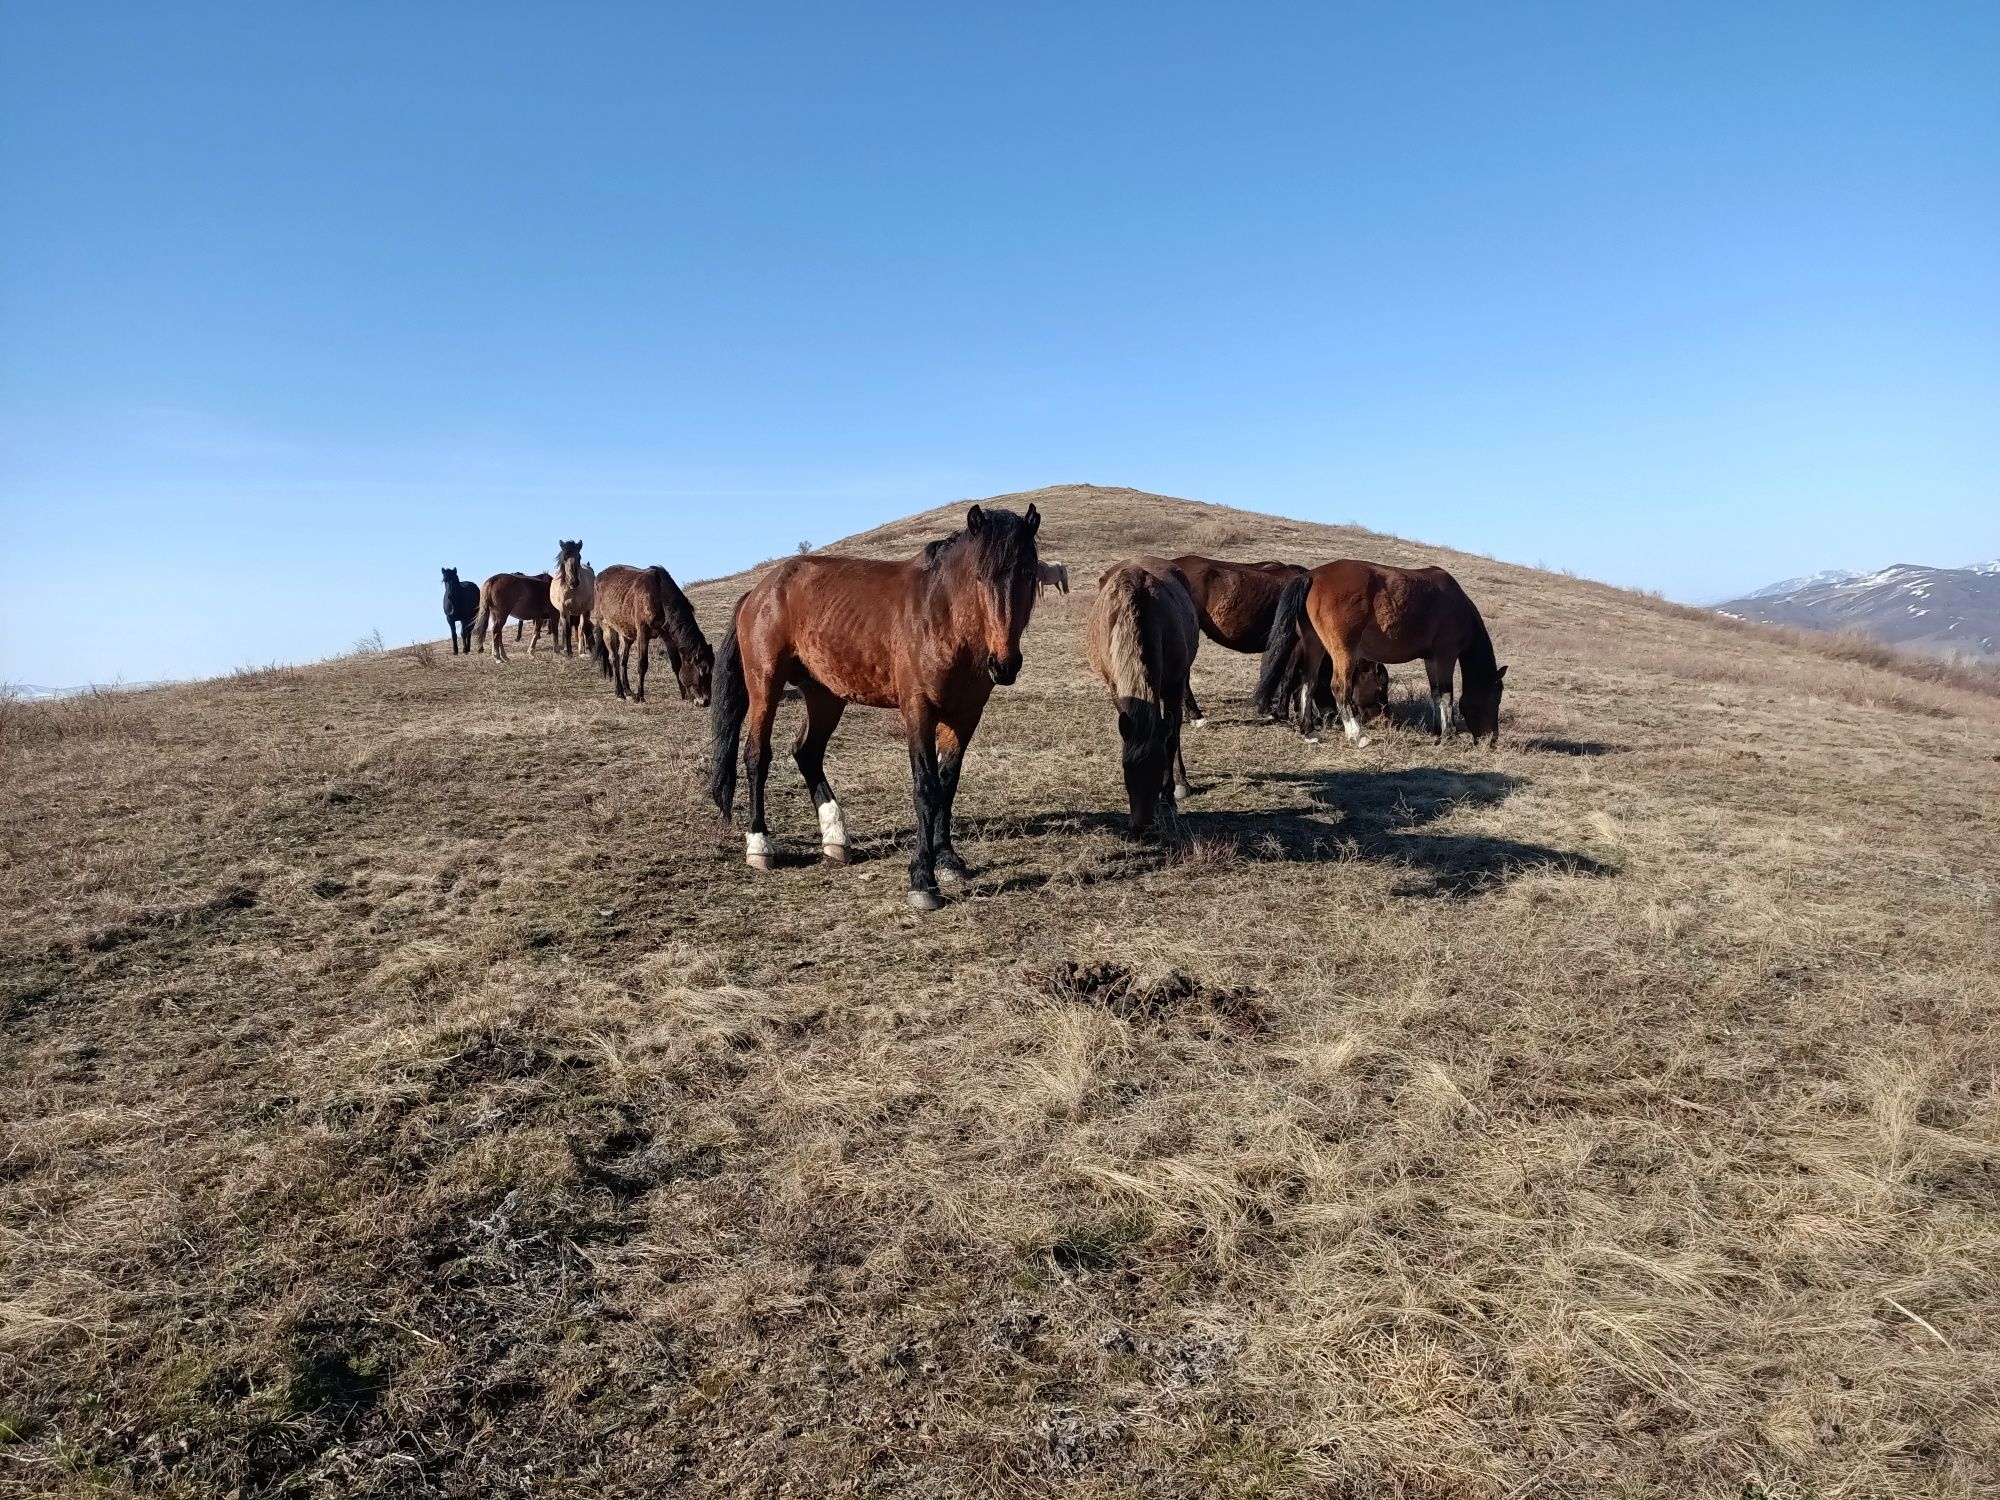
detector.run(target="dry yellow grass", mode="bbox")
[3,484,1997,1498]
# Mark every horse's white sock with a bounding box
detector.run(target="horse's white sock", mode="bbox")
[817,800,848,851]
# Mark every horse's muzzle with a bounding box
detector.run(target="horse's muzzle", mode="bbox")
[987,655,1021,686]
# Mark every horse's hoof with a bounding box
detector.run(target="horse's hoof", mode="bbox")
[1191,716,1208,728]
[1174,784,1195,802]
[821,844,850,864]
[1357,736,1373,749]
[906,888,945,912]
[746,854,775,871]
[1303,734,1321,745]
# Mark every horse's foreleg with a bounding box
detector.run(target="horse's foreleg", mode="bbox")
[794,681,850,864]
[634,626,652,702]
[742,676,784,871]
[614,634,632,699]
[1426,658,1455,741]
[903,707,945,909]
[931,717,973,886]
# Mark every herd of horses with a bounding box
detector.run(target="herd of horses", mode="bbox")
[442,506,1505,912]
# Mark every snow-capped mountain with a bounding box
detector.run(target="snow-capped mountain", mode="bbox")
[1717,561,2000,660]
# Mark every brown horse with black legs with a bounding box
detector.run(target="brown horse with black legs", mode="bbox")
[710,504,1041,912]
[473,572,560,660]
[591,564,714,704]
[1256,560,1506,746]
[1168,556,1303,723]
[1088,559,1198,834]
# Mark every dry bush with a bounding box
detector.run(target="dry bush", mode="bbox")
[0,685,158,749]
[3,484,1997,1499]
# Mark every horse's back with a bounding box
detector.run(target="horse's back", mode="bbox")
[1310,558,1475,659]
[1092,559,1198,692]
[736,554,917,707]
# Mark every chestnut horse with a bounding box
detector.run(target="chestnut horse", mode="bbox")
[1171,556,1371,725]
[441,568,480,654]
[710,504,1041,911]
[1088,559,1197,833]
[591,564,714,705]
[549,540,597,657]
[473,572,560,660]
[1256,560,1506,745]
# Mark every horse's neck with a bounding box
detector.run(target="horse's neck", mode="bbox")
[1457,609,1498,683]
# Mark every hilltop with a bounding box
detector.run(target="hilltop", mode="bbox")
[4,485,1997,1499]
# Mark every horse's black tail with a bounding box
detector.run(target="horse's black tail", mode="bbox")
[1253,574,1312,716]
[707,610,748,819]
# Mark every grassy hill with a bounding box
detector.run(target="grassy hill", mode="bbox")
[4,484,1997,1499]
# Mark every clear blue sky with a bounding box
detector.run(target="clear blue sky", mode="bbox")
[3,2,1995,688]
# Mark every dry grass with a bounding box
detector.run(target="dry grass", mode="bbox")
[3,484,1997,1498]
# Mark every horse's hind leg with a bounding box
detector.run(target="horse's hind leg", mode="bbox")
[491,612,510,662]
[614,633,632,699]
[794,679,850,864]
[1332,651,1374,747]
[742,668,786,871]
[1183,681,1206,727]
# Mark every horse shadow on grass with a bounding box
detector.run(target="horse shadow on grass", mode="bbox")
[963,765,1613,900]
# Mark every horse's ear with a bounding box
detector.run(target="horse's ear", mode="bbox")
[1497,664,1508,680]
[967,506,986,533]
[1025,503,1041,534]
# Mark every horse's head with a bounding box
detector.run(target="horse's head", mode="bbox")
[677,639,715,707]
[555,539,583,582]
[441,567,459,585]
[956,503,1041,685]
[1461,664,1507,745]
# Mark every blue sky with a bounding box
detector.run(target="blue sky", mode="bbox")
[2,2,1995,688]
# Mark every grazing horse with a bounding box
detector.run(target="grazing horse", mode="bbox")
[441,568,480,654]
[1256,560,1507,745]
[591,564,714,704]
[549,540,597,657]
[710,504,1041,911]
[1087,559,1198,834]
[473,572,561,660]
[1037,560,1070,597]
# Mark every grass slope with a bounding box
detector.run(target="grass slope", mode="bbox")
[4,484,1998,1499]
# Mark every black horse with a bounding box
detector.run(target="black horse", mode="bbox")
[441,568,480,654]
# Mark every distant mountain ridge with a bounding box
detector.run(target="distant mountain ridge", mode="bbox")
[1718,559,2000,660]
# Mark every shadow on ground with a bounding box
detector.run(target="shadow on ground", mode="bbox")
[957,766,1613,900]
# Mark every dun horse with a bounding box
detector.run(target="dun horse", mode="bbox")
[710,504,1041,911]
[473,572,561,660]
[1256,560,1506,745]
[591,564,714,704]
[549,540,597,657]
[1037,561,1070,597]
[1087,559,1197,834]
[441,568,480,654]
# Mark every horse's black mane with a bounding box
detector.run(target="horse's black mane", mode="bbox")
[920,507,1036,582]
